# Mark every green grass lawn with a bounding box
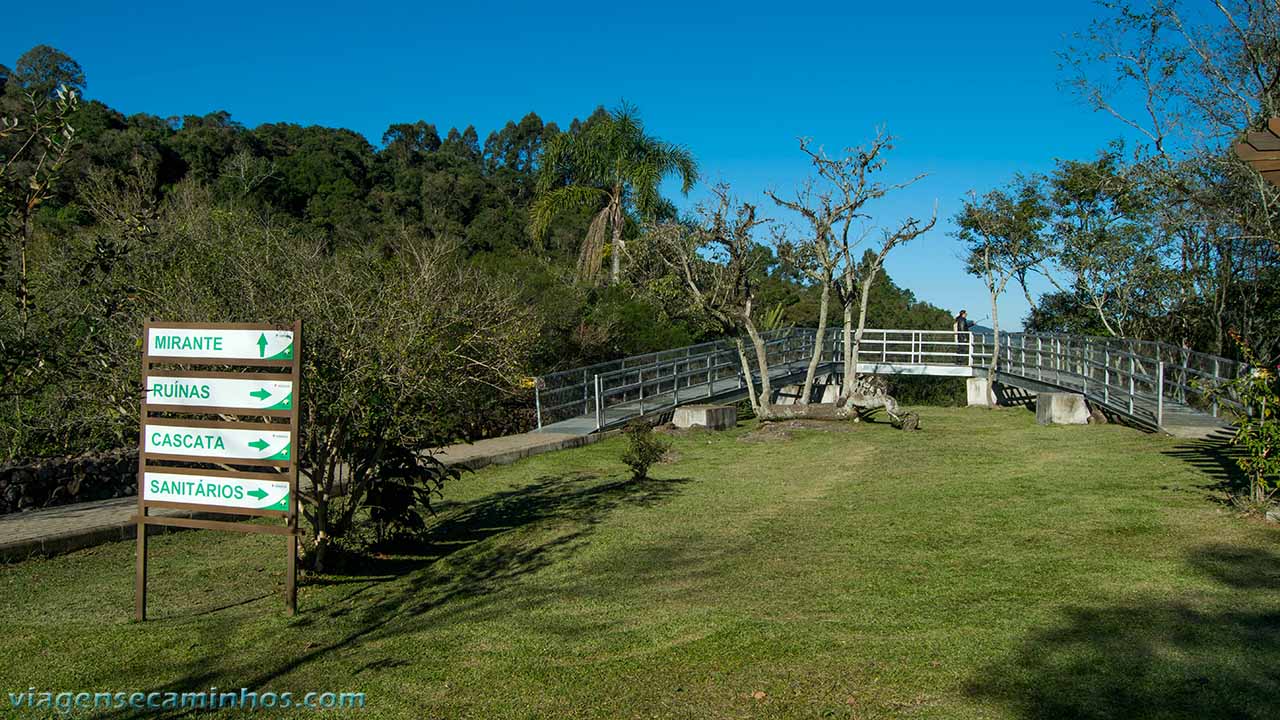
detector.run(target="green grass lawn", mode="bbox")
[2,407,1278,719]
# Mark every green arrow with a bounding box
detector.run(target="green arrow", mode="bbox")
[248,438,270,451]
[247,488,268,500]
[257,333,268,358]
[250,388,271,401]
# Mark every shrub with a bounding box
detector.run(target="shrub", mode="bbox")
[1206,333,1280,507]
[140,193,541,570]
[364,446,461,545]
[6,180,541,569]
[621,421,670,480]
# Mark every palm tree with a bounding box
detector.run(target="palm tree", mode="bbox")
[530,104,697,284]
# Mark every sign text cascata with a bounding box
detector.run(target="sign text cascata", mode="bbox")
[149,432,226,450]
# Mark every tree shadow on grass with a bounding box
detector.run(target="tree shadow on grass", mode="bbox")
[966,544,1280,719]
[317,471,689,575]
[186,592,273,618]
[93,472,694,718]
[1159,433,1248,501]
[993,383,1037,409]
[1186,544,1280,591]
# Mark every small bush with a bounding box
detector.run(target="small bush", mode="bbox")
[1228,492,1274,519]
[1204,333,1279,505]
[621,421,670,480]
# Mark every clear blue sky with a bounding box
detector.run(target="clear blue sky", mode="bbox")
[3,0,1135,329]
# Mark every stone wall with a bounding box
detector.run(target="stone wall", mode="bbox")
[0,449,137,515]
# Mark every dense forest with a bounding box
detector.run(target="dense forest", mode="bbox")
[0,46,955,461]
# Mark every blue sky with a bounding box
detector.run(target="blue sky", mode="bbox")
[3,0,1136,328]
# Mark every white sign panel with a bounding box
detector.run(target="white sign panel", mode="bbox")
[143,425,292,461]
[146,376,294,411]
[143,472,291,512]
[148,328,294,361]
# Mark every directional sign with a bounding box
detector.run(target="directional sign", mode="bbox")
[143,472,290,512]
[143,425,291,461]
[136,320,303,622]
[147,327,294,361]
[146,376,294,411]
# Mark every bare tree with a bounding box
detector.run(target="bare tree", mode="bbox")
[767,153,846,405]
[651,183,777,416]
[767,132,934,404]
[838,217,937,400]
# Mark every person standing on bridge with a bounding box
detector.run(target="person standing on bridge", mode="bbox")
[953,310,975,364]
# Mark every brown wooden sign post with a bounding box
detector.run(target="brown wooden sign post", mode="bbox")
[1234,117,1280,187]
[134,320,302,621]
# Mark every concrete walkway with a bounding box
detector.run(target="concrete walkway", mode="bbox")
[433,431,606,470]
[0,430,612,563]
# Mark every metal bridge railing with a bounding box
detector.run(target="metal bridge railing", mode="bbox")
[825,328,977,366]
[536,328,979,430]
[533,329,811,429]
[590,330,816,430]
[534,327,1246,433]
[971,331,1246,428]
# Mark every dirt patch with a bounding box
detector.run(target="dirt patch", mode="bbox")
[739,418,859,443]
[779,419,861,432]
[654,423,719,437]
[740,424,792,443]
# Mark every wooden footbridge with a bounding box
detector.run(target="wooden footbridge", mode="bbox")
[533,328,1245,439]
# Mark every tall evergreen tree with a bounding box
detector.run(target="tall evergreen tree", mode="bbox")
[530,104,697,284]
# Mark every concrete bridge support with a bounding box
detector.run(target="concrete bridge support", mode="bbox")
[968,377,1039,409]
[1036,392,1091,425]
[967,378,992,407]
[673,405,737,430]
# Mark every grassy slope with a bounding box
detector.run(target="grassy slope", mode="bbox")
[1,408,1277,719]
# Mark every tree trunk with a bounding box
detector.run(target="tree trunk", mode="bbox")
[846,272,875,398]
[988,290,1000,408]
[742,315,773,411]
[841,300,855,398]
[305,457,332,572]
[1212,261,1228,355]
[799,281,830,405]
[17,206,33,339]
[765,402,858,420]
[609,188,623,284]
[1088,294,1121,338]
[735,337,761,416]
